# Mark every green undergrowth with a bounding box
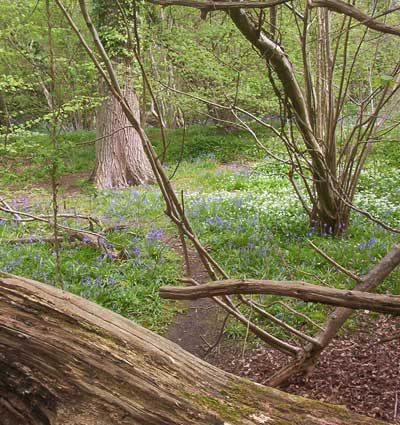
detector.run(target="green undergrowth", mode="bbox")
[0,125,399,340]
[0,212,180,333]
[0,124,266,190]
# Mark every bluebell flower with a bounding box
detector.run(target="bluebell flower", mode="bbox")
[147,229,163,241]
[129,246,141,256]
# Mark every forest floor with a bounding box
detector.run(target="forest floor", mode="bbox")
[166,241,400,424]
[1,126,400,423]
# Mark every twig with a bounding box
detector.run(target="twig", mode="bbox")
[243,297,320,345]
[377,332,400,345]
[2,236,64,244]
[202,313,230,358]
[259,300,325,331]
[307,240,361,282]
[0,205,117,257]
[0,196,21,222]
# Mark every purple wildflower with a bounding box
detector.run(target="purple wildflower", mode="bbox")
[147,229,163,241]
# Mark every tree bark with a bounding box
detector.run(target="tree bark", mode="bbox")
[160,278,400,315]
[0,271,385,425]
[95,87,155,189]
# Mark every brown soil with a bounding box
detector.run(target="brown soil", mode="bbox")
[4,171,91,197]
[213,314,400,424]
[165,238,229,358]
[35,172,92,195]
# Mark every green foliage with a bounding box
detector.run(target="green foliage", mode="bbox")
[0,0,98,140]
[1,126,399,339]
[0,131,95,188]
[148,124,270,164]
[0,209,180,333]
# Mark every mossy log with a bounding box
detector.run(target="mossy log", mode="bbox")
[0,272,386,425]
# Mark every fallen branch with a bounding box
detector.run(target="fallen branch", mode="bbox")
[1,231,121,259]
[0,213,100,225]
[0,205,120,257]
[66,229,121,259]
[1,236,64,244]
[160,278,400,315]
[0,196,21,222]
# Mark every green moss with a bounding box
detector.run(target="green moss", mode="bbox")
[181,389,252,423]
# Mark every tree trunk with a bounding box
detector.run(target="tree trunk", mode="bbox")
[95,87,155,189]
[227,9,343,236]
[0,271,385,425]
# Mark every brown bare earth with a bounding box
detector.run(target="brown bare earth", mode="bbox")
[166,242,400,424]
[166,238,227,358]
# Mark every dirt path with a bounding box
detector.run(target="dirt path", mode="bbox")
[165,239,229,358]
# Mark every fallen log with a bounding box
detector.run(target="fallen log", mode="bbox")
[160,279,400,314]
[1,231,121,259]
[2,236,64,244]
[65,229,121,259]
[0,271,385,424]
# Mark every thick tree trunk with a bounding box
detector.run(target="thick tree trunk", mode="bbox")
[95,88,155,189]
[0,271,385,425]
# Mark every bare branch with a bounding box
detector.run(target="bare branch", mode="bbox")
[147,0,290,10]
[241,297,320,345]
[307,240,361,282]
[310,1,400,36]
[268,244,400,386]
[160,278,400,314]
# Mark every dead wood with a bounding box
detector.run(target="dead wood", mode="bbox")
[160,278,400,315]
[0,271,386,425]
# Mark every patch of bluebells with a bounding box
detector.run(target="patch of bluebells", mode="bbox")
[96,187,163,222]
[204,216,231,229]
[146,228,163,242]
[2,256,23,272]
[357,238,378,250]
[129,245,141,257]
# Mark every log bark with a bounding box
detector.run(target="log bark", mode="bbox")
[160,278,400,314]
[0,271,385,425]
